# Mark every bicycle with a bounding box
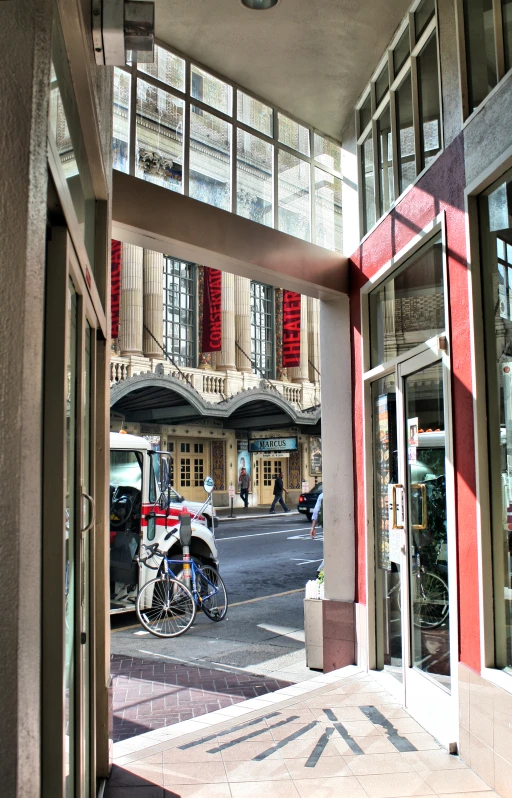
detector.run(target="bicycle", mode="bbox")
[136,542,228,638]
[388,563,448,629]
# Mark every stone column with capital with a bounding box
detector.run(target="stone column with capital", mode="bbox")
[143,249,164,358]
[288,294,309,383]
[307,297,320,383]
[120,243,143,356]
[216,272,236,371]
[235,276,252,373]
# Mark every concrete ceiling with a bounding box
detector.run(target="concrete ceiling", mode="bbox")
[154,0,410,141]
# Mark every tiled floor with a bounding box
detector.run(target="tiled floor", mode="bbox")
[111,654,293,742]
[104,667,499,798]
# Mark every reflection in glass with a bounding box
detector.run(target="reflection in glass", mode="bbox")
[369,235,444,368]
[190,106,231,211]
[113,68,131,173]
[65,283,77,796]
[237,90,273,137]
[415,0,436,39]
[278,150,311,241]
[237,129,273,226]
[375,65,389,107]
[393,27,410,76]
[138,45,185,92]
[136,79,184,192]
[314,134,342,174]
[278,114,310,156]
[378,105,394,216]
[359,92,372,133]
[503,0,512,72]
[315,168,343,253]
[49,26,96,269]
[481,173,512,671]
[418,35,441,170]
[396,73,416,194]
[372,375,402,676]
[191,66,233,115]
[463,0,497,112]
[363,133,376,233]
[405,361,450,689]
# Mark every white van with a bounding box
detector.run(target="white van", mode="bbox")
[109,432,219,613]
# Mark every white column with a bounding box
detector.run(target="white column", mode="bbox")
[288,294,309,383]
[235,276,252,372]
[143,249,163,358]
[320,297,354,603]
[307,297,320,383]
[216,272,236,371]
[120,243,144,355]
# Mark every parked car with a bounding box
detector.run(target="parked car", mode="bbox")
[297,482,323,521]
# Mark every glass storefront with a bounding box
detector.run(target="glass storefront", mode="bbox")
[480,170,512,671]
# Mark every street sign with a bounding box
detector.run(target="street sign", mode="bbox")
[228,485,235,499]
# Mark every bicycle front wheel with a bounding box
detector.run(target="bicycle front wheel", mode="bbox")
[197,566,228,621]
[413,571,449,629]
[137,576,196,637]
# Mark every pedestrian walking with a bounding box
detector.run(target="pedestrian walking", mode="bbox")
[269,472,290,513]
[238,467,250,508]
[310,491,323,538]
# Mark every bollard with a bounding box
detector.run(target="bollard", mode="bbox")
[179,509,193,591]
[228,495,235,518]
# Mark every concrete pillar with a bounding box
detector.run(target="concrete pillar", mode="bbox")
[216,271,236,371]
[120,243,143,355]
[143,249,163,358]
[307,297,320,383]
[288,294,309,383]
[235,275,252,372]
[320,297,355,671]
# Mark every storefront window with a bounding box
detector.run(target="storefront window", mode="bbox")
[251,282,274,379]
[163,258,196,367]
[480,171,512,672]
[369,233,444,367]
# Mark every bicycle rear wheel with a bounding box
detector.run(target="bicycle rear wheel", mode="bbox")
[137,576,196,637]
[413,571,449,629]
[197,566,228,621]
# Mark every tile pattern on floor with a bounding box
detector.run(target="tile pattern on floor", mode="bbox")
[111,653,293,742]
[105,670,499,798]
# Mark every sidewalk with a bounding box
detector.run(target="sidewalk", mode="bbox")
[216,505,301,522]
[103,666,499,798]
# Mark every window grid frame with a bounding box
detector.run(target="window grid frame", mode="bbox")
[355,2,441,239]
[250,281,275,380]
[115,40,342,250]
[163,257,197,368]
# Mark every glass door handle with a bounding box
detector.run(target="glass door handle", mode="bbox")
[410,483,427,530]
[391,484,404,529]
[81,492,95,534]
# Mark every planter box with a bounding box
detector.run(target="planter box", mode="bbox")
[304,597,323,670]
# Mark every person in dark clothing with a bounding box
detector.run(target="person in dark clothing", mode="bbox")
[239,467,250,508]
[269,472,290,513]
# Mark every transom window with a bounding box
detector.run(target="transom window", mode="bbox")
[112,43,342,252]
[356,0,441,236]
[163,257,196,367]
[462,0,512,116]
[369,233,445,368]
[251,282,274,379]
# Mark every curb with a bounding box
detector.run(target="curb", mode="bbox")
[218,510,301,522]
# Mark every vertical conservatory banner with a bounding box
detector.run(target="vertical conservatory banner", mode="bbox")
[202,267,222,352]
[282,290,301,367]
[111,239,122,339]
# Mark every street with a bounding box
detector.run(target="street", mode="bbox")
[111,513,324,677]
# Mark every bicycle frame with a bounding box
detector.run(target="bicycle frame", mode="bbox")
[161,556,218,606]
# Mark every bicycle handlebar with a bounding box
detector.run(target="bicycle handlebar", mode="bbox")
[137,542,165,569]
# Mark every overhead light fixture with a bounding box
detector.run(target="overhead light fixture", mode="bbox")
[92,0,155,66]
[240,0,280,9]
